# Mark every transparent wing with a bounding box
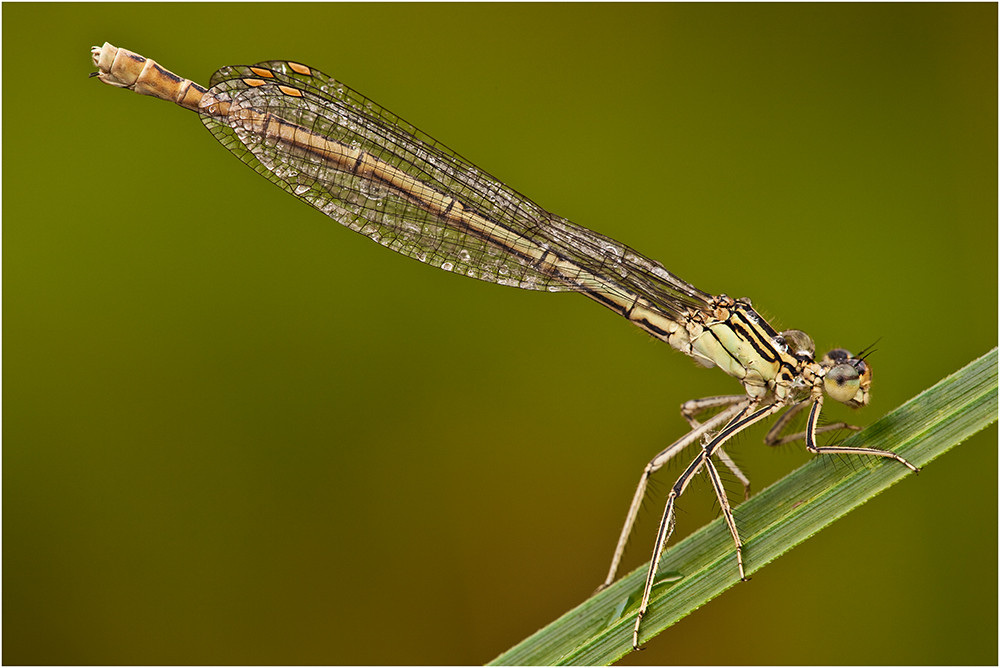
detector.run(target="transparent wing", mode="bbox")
[200,63,712,314]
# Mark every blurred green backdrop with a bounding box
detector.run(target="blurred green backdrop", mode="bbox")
[4,3,996,665]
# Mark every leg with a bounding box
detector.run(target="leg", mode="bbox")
[804,396,920,472]
[631,454,701,650]
[714,446,751,500]
[682,395,753,499]
[765,399,860,447]
[599,400,747,590]
[633,400,783,650]
[681,394,747,428]
[704,454,746,580]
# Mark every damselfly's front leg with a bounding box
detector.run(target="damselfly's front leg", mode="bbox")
[804,395,920,472]
[632,400,785,650]
[682,395,752,499]
[598,399,748,591]
[764,399,861,447]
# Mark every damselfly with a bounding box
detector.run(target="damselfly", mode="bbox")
[90,42,919,650]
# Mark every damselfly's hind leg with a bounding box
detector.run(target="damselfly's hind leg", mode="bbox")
[714,445,751,500]
[597,400,747,591]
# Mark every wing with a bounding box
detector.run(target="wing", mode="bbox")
[199,62,713,315]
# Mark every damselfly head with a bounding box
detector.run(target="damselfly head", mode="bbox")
[821,348,872,407]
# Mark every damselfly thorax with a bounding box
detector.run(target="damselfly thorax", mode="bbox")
[91,42,918,650]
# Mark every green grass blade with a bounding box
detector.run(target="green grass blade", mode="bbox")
[489,348,998,666]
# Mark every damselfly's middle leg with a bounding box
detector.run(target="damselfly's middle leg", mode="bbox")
[631,400,785,650]
[682,395,754,498]
[598,398,748,591]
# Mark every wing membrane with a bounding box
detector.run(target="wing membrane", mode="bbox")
[201,64,712,314]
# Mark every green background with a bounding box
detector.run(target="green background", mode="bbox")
[4,3,996,665]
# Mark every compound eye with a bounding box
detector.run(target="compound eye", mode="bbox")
[824,363,861,403]
[822,348,852,365]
